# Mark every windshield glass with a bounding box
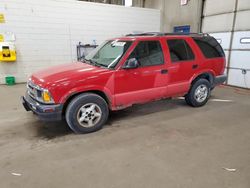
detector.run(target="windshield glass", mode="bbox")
[85,40,132,68]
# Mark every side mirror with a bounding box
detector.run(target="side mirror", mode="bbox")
[123,58,139,69]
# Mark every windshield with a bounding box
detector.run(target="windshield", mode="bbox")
[85,40,132,69]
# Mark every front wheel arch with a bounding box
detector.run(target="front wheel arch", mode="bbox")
[62,90,111,117]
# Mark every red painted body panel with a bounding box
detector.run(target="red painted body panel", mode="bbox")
[31,63,115,105]
[29,35,226,111]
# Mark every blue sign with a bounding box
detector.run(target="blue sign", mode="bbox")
[173,25,190,33]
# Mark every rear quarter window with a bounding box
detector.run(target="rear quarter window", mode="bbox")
[193,37,225,58]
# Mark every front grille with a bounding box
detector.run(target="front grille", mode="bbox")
[28,85,36,98]
[27,81,39,99]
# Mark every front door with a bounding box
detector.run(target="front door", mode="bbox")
[114,40,168,108]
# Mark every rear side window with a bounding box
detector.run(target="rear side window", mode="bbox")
[167,39,195,63]
[129,41,164,67]
[193,37,225,58]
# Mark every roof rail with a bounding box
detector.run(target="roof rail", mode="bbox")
[125,32,165,36]
[165,32,210,37]
[125,32,210,37]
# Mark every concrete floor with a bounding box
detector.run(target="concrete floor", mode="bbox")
[0,84,250,188]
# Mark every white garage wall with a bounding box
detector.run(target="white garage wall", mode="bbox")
[234,10,250,31]
[202,0,250,89]
[0,0,160,84]
[238,0,250,10]
[203,0,235,16]
[202,13,234,33]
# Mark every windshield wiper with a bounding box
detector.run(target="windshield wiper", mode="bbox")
[83,58,100,67]
[95,62,108,67]
[84,58,108,68]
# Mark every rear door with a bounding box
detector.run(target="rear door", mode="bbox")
[164,38,198,96]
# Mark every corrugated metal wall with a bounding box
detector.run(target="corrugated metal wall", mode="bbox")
[202,0,250,89]
[0,0,160,84]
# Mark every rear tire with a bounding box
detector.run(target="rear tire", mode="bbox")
[185,79,211,107]
[66,93,109,134]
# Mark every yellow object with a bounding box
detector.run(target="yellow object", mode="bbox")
[0,42,16,62]
[0,14,5,23]
[0,35,4,42]
[42,91,51,102]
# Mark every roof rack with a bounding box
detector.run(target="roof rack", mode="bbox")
[165,32,210,37]
[125,32,165,36]
[125,32,210,37]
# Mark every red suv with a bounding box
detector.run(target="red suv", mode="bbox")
[22,32,227,133]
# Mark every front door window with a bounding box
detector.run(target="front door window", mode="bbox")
[128,41,164,67]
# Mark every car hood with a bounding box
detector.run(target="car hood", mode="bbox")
[31,62,108,88]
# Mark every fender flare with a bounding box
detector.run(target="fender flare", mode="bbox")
[60,85,114,108]
[189,70,216,86]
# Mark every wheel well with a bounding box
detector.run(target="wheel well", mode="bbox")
[192,73,214,85]
[62,90,110,117]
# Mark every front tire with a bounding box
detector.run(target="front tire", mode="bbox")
[66,93,109,134]
[185,79,211,107]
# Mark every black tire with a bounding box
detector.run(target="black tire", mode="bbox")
[65,93,109,134]
[185,79,211,107]
[184,94,192,106]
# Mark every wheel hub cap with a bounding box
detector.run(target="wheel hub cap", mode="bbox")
[77,103,102,128]
[194,84,208,103]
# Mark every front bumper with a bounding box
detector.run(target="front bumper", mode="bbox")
[214,74,227,86]
[22,93,63,121]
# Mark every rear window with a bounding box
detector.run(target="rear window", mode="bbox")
[193,37,225,58]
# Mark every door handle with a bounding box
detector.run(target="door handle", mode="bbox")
[192,64,198,69]
[161,69,168,74]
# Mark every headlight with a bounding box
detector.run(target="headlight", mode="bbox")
[41,89,54,103]
[27,81,54,104]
